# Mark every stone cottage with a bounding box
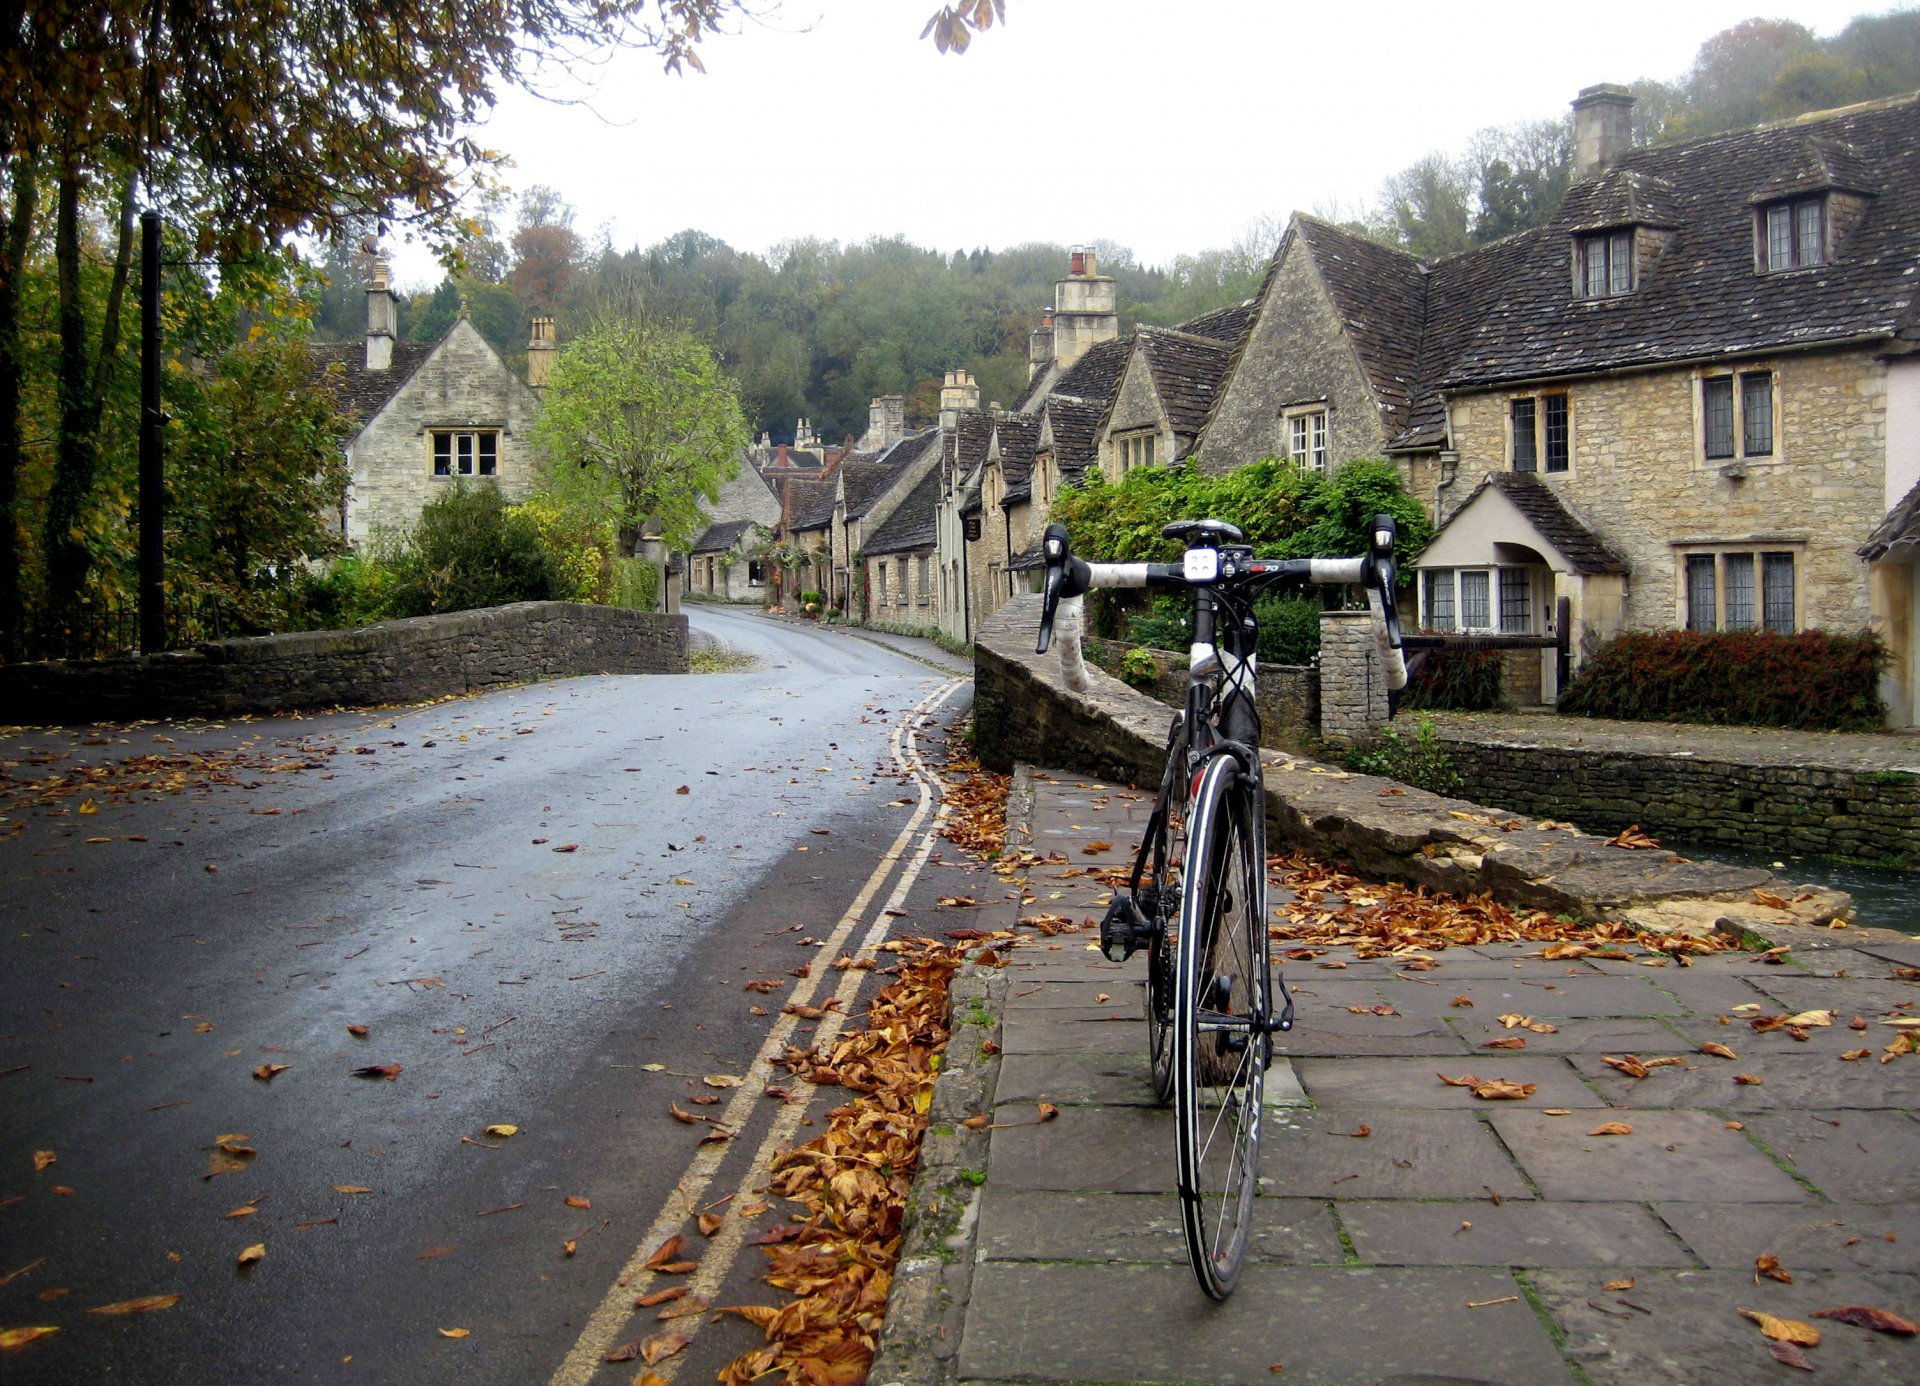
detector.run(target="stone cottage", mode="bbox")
[685,459,783,602]
[312,263,550,547]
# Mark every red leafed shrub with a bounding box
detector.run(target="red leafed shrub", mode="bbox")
[1558,629,1887,730]
[1401,645,1506,711]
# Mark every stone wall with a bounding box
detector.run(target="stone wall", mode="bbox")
[1080,636,1319,752]
[0,603,688,725]
[1317,610,1391,744]
[1439,736,1920,869]
[975,593,1852,933]
[345,319,543,545]
[1444,345,1887,633]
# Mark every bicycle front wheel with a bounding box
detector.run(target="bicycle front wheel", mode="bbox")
[1144,717,1187,1103]
[1173,754,1266,1300]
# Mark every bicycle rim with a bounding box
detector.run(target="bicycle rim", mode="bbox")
[1144,723,1187,1103]
[1173,756,1264,1300]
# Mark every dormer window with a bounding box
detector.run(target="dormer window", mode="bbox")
[1758,196,1825,271]
[1575,229,1634,299]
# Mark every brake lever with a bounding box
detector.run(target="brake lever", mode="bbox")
[1036,523,1071,654]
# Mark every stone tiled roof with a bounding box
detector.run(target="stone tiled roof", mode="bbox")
[1175,299,1256,344]
[1295,216,1429,445]
[310,340,437,430]
[1436,472,1628,576]
[1556,167,1686,231]
[1050,336,1132,403]
[994,415,1042,503]
[789,477,839,533]
[1436,93,1920,389]
[1012,363,1056,412]
[1393,231,1543,449]
[1043,396,1104,480]
[1861,477,1920,560]
[691,519,756,554]
[1137,328,1238,444]
[953,411,996,476]
[838,461,898,520]
[864,465,942,555]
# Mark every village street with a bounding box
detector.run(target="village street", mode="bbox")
[0,611,979,1383]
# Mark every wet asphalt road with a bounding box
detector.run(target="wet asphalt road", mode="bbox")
[0,609,979,1383]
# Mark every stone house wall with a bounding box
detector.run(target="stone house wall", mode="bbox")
[345,319,543,545]
[1199,244,1388,476]
[1443,345,1887,634]
[868,551,936,623]
[1099,350,1170,479]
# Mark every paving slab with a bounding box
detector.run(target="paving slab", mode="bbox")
[1567,1048,1920,1109]
[1748,974,1920,1017]
[1630,966,1783,1016]
[1338,1199,1692,1268]
[1378,973,1686,1018]
[1448,1015,1685,1056]
[975,1189,1343,1264]
[987,1102,1172,1193]
[1852,939,1920,968]
[1672,1015,1890,1058]
[1001,975,1142,1011]
[1531,1268,1920,1386]
[1294,1054,1605,1109]
[1737,1109,1920,1202]
[1653,1202,1920,1270]
[1276,1016,1476,1057]
[996,1008,1143,1055]
[1487,1108,1811,1202]
[1260,1108,1536,1200]
[959,1262,1576,1385]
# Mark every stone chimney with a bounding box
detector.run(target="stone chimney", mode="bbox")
[526,315,556,390]
[364,258,395,371]
[1028,309,1055,381]
[1051,248,1117,371]
[862,395,905,452]
[795,417,819,453]
[939,369,981,432]
[1571,83,1635,183]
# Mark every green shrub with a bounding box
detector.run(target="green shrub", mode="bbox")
[1253,594,1322,666]
[1558,629,1887,730]
[797,589,825,608]
[287,553,400,630]
[1119,646,1162,688]
[386,484,569,618]
[1402,647,1506,711]
[605,558,659,611]
[1342,714,1463,796]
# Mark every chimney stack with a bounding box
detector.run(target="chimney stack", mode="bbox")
[365,258,395,371]
[526,315,556,389]
[1051,248,1117,371]
[1571,83,1635,183]
[1028,309,1055,381]
[939,369,981,432]
[862,395,905,452]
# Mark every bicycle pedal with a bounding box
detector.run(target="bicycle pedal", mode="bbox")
[1098,895,1153,962]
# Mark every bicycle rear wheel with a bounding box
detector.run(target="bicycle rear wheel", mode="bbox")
[1173,754,1266,1300]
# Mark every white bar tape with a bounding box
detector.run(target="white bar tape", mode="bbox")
[1084,562,1149,589]
[1367,585,1409,690]
[1306,556,1365,584]
[1057,595,1092,693]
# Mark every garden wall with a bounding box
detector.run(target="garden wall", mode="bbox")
[0,602,688,724]
[1081,636,1319,752]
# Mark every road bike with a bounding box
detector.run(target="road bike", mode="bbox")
[1034,515,1408,1299]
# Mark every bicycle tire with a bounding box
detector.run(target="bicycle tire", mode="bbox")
[1173,754,1265,1300]
[1144,717,1187,1102]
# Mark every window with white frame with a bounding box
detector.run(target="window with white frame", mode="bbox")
[1284,408,1328,472]
[1575,229,1634,299]
[1422,566,1537,633]
[1756,196,1825,272]
[1509,393,1569,473]
[432,429,499,477]
[1700,370,1775,461]
[1682,548,1796,633]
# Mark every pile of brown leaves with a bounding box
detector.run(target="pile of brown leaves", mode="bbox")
[1,742,330,821]
[718,938,962,1386]
[1268,854,1736,958]
[936,730,1007,860]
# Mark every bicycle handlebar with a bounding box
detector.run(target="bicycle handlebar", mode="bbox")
[1035,516,1409,693]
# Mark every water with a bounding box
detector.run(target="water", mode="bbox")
[1668,839,1920,934]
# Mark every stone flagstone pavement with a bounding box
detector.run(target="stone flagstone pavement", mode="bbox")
[872,767,1920,1386]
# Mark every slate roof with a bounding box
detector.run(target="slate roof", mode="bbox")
[1050,336,1132,403]
[1012,362,1056,412]
[863,465,942,555]
[1137,327,1238,444]
[1861,477,1920,561]
[1295,217,1429,445]
[310,340,437,430]
[691,519,756,554]
[1175,299,1256,344]
[1433,93,1920,389]
[994,416,1042,503]
[788,477,839,533]
[1556,167,1686,231]
[1434,472,1628,576]
[1042,396,1104,480]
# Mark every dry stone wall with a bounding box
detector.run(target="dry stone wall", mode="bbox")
[1,603,687,724]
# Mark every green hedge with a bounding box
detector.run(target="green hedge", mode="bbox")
[1401,646,1506,711]
[1558,629,1887,731]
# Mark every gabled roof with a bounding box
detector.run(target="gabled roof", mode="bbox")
[1556,167,1686,231]
[864,465,942,556]
[1175,299,1256,344]
[789,476,839,533]
[1041,396,1103,480]
[1294,216,1429,444]
[1050,336,1132,402]
[691,519,757,554]
[1434,92,1920,389]
[1422,472,1628,576]
[1136,327,1238,443]
[993,415,1042,503]
[1012,362,1056,412]
[310,340,438,430]
[1861,477,1920,561]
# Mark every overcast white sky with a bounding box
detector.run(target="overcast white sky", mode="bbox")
[388,0,1897,289]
